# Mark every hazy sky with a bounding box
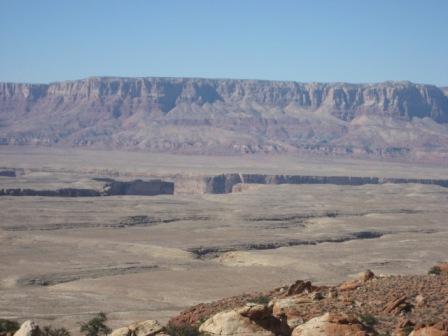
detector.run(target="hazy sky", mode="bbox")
[0,0,447,85]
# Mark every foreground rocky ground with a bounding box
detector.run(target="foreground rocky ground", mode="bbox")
[167,263,448,335]
[3,263,448,336]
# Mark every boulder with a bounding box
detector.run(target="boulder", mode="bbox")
[358,270,375,283]
[13,321,40,336]
[129,320,164,336]
[110,327,131,336]
[238,303,271,320]
[110,320,163,336]
[272,295,314,328]
[339,280,361,291]
[237,303,290,335]
[415,294,426,307]
[199,309,275,336]
[291,313,370,336]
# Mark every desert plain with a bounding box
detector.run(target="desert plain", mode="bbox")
[1,146,448,334]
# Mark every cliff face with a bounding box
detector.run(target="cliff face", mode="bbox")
[103,179,174,196]
[1,77,448,158]
[202,173,448,194]
[0,179,174,197]
[2,78,447,121]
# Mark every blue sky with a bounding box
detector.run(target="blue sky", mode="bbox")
[0,0,447,85]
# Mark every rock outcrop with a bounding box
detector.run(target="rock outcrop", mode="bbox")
[291,313,370,336]
[198,302,289,335]
[199,308,275,336]
[1,77,448,159]
[12,321,40,336]
[110,320,165,336]
[171,263,448,335]
[272,295,310,329]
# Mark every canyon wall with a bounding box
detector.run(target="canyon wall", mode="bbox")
[103,179,174,196]
[202,173,448,194]
[0,179,174,197]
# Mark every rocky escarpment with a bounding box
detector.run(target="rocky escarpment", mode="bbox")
[0,179,174,197]
[202,173,448,194]
[1,77,448,159]
[2,172,448,196]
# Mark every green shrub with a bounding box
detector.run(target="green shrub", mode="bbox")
[249,295,270,305]
[428,266,442,275]
[163,323,202,336]
[79,313,111,336]
[42,326,71,336]
[0,319,20,334]
[403,325,414,336]
[358,313,378,327]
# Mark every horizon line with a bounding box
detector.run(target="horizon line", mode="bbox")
[1,75,447,88]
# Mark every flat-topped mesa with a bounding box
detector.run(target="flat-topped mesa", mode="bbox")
[1,78,447,121]
[1,78,448,158]
[202,173,448,194]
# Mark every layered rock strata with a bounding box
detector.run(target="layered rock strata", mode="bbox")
[1,77,448,158]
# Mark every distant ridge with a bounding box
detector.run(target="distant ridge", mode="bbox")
[1,77,448,161]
